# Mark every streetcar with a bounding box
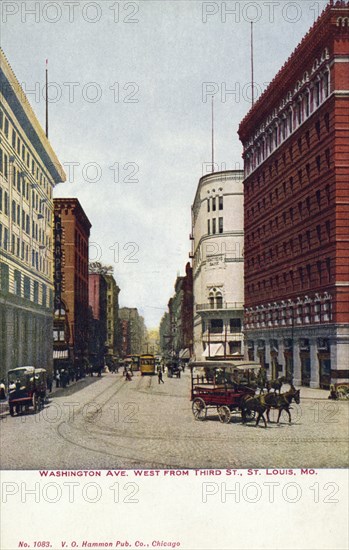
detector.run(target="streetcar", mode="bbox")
[140,354,156,375]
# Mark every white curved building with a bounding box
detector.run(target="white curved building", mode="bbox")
[191,170,244,361]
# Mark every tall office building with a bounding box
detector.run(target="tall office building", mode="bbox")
[239,3,349,388]
[0,49,66,377]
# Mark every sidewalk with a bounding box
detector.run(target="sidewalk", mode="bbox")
[0,374,95,417]
[294,386,331,400]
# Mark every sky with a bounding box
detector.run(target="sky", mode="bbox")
[1,0,329,327]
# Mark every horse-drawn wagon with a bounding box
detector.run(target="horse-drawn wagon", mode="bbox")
[190,361,260,423]
[8,366,47,416]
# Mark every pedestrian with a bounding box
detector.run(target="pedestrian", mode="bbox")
[158,369,164,384]
[61,370,67,389]
[125,370,132,381]
[47,375,53,393]
[55,371,60,388]
[0,379,6,400]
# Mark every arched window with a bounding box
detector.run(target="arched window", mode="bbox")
[209,293,214,310]
[216,292,223,309]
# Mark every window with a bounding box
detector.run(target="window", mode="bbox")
[216,293,223,309]
[324,72,329,98]
[326,257,331,281]
[212,197,216,211]
[325,220,330,240]
[212,218,216,235]
[42,284,47,307]
[207,219,210,235]
[13,270,21,296]
[315,80,321,107]
[315,120,321,140]
[219,196,223,210]
[207,199,210,212]
[4,154,8,179]
[324,113,330,132]
[218,217,223,234]
[33,281,39,303]
[4,118,9,138]
[298,201,303,218]
[230,318,241,332]
[316,155,321,173]
[24,276,31,300]
[0,263,9,292]
[210,319,223,333]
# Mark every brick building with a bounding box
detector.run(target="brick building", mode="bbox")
[167,262,194,362]
[238,2,349,388]
[53,198,91,375]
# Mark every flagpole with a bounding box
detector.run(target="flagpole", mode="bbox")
[251,22,255,108]
[45,59,49,138]
[211,96,214,172]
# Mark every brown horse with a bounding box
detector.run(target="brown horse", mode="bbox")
[240,394,268,428]
[265,385,300,423]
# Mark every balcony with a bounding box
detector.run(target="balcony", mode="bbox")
[196,302,244,312]
[203,331,243,341]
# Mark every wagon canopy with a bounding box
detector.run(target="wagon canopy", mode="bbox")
[190,361,260,371]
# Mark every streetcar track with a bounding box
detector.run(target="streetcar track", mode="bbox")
[54,374,349,469]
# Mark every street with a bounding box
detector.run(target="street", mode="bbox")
[1,372,348,470]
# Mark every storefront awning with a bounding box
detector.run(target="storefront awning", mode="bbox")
[179,348,190,359]
[53,350,69,359]
[202,343,224,358]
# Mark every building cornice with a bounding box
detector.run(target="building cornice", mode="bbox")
[0,48,66,185]
[238,2,349,141]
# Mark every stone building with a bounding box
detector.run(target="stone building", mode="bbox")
[0,48,66,378]
[191,170,245,361]
[104,273,121,365]
[238,1,349,388]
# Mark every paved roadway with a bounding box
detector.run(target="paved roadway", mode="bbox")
[0,371,348,469]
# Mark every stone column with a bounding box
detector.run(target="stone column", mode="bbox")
[293,339,302,386]
[265,338,271,378]
[310,338,319,388]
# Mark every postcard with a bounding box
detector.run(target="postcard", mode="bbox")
[0,1,348,549]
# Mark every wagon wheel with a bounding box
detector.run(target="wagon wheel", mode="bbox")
[217,406,231,424]
[192,398,207,421]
